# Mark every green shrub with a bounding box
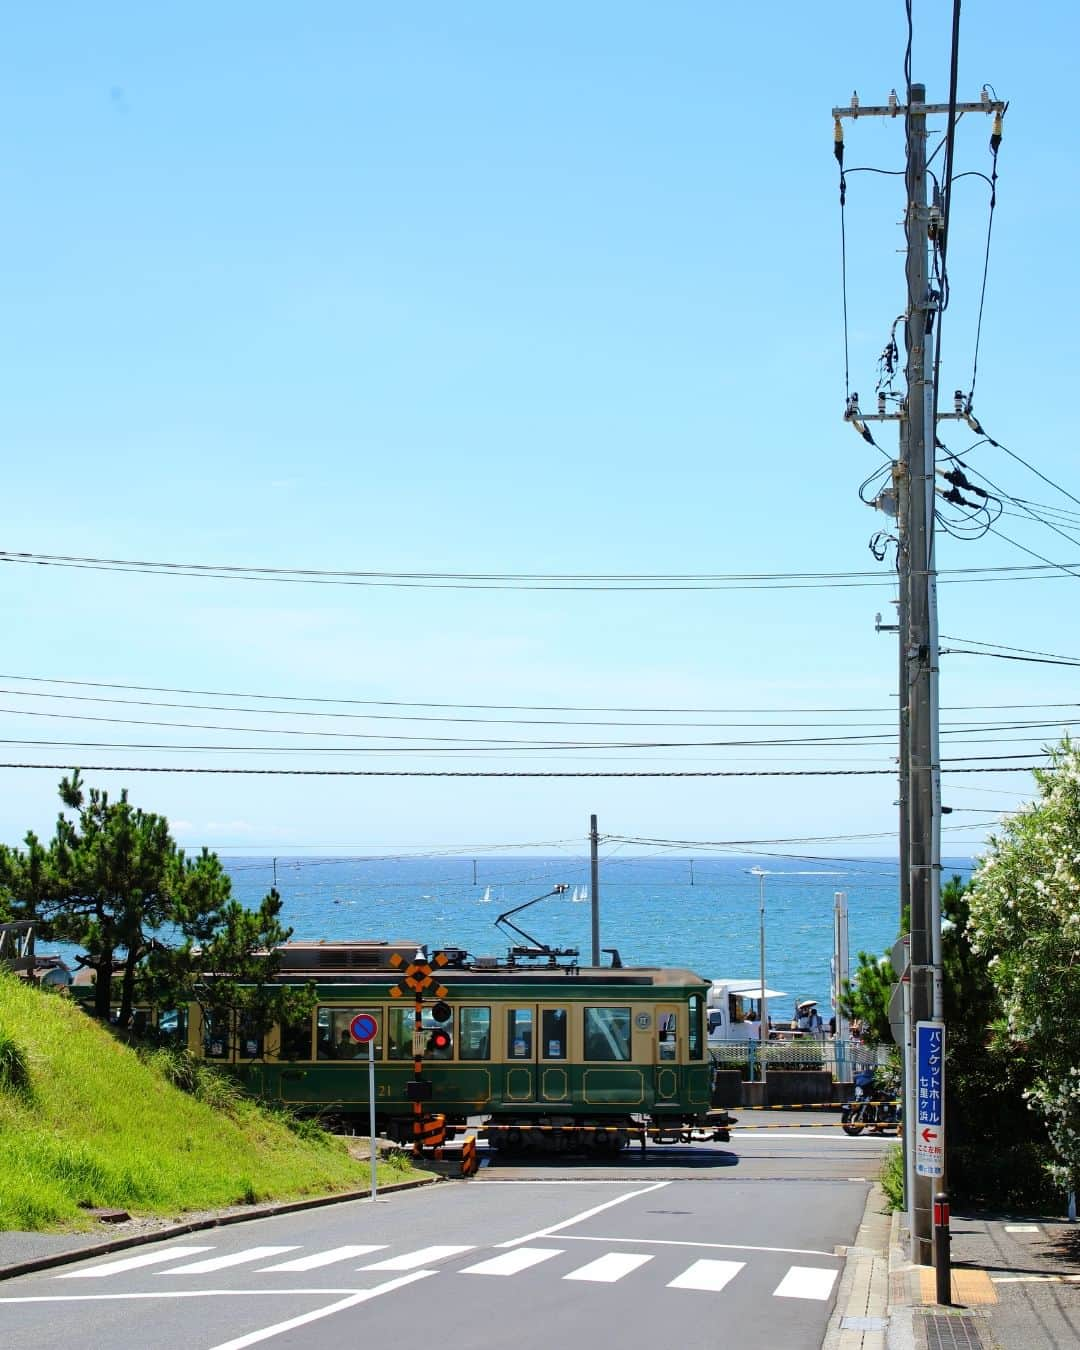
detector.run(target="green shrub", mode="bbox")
[0,1028,32,1097]
[880,1144,904,1211]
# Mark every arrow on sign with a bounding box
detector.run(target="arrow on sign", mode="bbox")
[921,1128,938,1143]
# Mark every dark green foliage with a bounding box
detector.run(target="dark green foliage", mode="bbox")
[0,1027,32,1097]
[880,1144,904,1211]
[0,775,310,1042]
[138,1046,246,1115]
[841,875,1056,1209]
[262,1104,336,1146]
[840,949,895,1045]
[151,887,316,1061]
[940,877,1054,1208]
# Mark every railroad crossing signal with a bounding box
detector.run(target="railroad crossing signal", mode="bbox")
[388,949,450,1000]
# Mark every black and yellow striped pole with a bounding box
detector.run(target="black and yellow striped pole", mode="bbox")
[389,950,450,1158]
[460,1134,478,1178]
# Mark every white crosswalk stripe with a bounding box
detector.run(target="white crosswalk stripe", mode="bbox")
[361,1245,474,1271]
[772,1266,838,1300]
[666,1259,745,1292]
[162,1247,299,1274]
[52,1240,841,1302]
[57,1246,216,1278]
[462,1248,563,1277]
[563,1252,653,1283]
[257,1246,388,1272]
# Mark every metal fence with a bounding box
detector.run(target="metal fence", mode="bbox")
[709,1037,891,1084]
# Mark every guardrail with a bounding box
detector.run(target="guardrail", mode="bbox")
[709,1037,890,1083]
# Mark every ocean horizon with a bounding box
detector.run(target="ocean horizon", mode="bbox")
[221,853,974,1017]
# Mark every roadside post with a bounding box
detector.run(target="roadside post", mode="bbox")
[933,1191,952,1305]
[348,1012,380,1200]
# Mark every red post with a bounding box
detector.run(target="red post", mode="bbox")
[933,1191,951,1305]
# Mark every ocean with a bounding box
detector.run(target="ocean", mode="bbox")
[222,853,974,1016]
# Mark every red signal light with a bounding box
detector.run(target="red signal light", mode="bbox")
[427,1028,452,1053]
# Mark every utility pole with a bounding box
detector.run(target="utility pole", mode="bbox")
[589,814,600,966]
[833,83,1005,1267]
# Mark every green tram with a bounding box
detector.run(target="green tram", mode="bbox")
[106,941,722,1153]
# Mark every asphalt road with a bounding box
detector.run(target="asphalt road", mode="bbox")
[0,1115,893,1350]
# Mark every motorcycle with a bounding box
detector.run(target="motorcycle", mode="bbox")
[841,1069,901,1136]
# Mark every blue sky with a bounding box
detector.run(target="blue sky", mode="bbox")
[2,2,1077,862]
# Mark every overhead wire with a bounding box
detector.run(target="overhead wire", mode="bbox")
[2,671,1078,717]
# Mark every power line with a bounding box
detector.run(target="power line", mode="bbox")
[5,548,1080,591]
[0,761,1046,778]
[4,673,1080,719]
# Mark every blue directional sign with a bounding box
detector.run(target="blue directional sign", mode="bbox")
[915,1020,945,1178]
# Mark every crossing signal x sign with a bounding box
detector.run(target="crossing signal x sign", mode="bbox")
[389,949,450,1000]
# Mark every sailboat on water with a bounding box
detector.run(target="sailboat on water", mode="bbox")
[572,885,588,902]
[479,886,492,903]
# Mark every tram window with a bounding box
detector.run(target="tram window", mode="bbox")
[459,1007,491,1060]
[280,1012,313,1060]
[158,1007,188,1048]
[203,1011,231,1060]
[658,1012,677,1060]
[318,1007,383,1060]
[584,1007,631,1062]
[542,1009,567,1060]
[385,1007,451,1060]
[238,1014,264,1060]
[110,1008,153,1036]
[688,994,704,1060]
[387,1007,412,1060]
[507,1008,533,1058]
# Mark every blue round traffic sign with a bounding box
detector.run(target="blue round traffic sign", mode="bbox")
[349,1013,379,1043]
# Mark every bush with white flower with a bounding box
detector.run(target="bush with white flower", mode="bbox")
[968,739,1080,1194]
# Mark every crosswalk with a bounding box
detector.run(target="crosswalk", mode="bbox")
[56,1241,838,1301]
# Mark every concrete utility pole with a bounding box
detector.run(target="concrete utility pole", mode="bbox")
[833,84,1006,1266]
[589,814,601,966]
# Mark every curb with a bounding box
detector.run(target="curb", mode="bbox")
[0,1174,440,1283]
[822,1183,894,1350]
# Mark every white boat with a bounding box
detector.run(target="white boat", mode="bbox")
[572,885,588,902]
[480,886,492,903]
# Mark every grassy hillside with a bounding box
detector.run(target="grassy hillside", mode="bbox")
[0,974,423,1231]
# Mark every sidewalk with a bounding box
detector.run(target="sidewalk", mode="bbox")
[825,1189,1080,1349]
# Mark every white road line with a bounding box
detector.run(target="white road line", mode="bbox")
[993,1274,1080,1285]
[206,1270,436,1350]
[163,1248,299,1274]
[667,1259,745,1292]
[772,1265,839,1300]
[549,1234,836,1258]
[0,1290,381,1304]
[496,1181,670,1248]
[462,1248,564,1277]
[563,1252,653,1283]
[361,1245,474,1271]
[256,1246,387,1272]
[1003,1224,1040,1233]
[57,1247,216,1278]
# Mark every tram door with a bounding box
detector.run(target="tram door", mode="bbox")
[655,1004,681,1102]
[504,1005,571,1105]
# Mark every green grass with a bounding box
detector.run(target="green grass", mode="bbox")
[0,974,427,1232]
[880,1143,904,1211]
